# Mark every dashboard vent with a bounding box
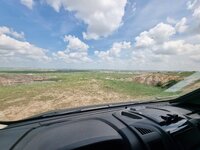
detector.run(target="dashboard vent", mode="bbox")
[135,127,153,135]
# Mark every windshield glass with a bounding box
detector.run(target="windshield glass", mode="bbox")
[0,0,200,121]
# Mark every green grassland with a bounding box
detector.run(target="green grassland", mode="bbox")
[0,71,178,106]
[0,71,190,120]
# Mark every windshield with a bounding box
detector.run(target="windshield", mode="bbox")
[0,0,200,121]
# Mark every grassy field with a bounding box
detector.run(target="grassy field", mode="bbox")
[0,71,191,121]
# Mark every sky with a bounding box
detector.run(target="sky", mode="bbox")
[0,0,200,71]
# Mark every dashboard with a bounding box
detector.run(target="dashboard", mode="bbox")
[0,100,200,150]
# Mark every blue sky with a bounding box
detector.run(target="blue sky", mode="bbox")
[0,0,200,70]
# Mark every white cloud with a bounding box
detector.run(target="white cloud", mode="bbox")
[20,0,34,9]
[187,0,198,10]
[133,17,200,66]
[134,20,198,56]
[193,6,200,19]
[135,23,176,48]
[16,0,200,70]
[187,0,200,19]
[95,50,112,61]
[147,23,176,42]
[131,0,200,70]
[43,0,62,12]
[132,50,167,64]
[154,40,200,55]
[63,35,88,52]
[44,0,127,40]
[166,17,188,33]
[95,41,131,61]
[175,17,188,33]
[135,31,155,48]
[0,26,24,39]
[0,26,49,61]
[158,40,186,55]
[54,35,91,63]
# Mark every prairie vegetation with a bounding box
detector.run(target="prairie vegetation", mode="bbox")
[0,70,195,121]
